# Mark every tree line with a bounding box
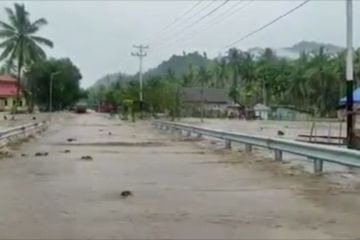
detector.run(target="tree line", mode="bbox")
[0,3,83,112]
[90,47,360,118]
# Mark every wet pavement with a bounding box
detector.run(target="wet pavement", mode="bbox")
[0,113,359,239]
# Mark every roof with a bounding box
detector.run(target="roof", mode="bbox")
[0,75,20,97]
[339,87,360,105]
[0,74,17,82]
[254,103,270,111]
[181,87,231,104]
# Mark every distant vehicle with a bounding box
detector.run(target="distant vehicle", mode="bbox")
[75,101,87,113]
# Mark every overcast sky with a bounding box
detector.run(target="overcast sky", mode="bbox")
[0,0,359,88]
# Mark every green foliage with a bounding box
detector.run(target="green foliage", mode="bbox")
[25,58,82,110]
[90,45,360,118]
[0,3,53,102]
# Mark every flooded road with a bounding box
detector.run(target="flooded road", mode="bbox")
[0,113,359,239]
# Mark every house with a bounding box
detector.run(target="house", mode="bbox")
[254,103,270,120]
[181,87,233,117]
[271,105,311,121]
[0,75,27,112]
[338,87,360,121]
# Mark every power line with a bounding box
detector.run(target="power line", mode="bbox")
[149,0,217,47]
[146,0,203,43]
[152,0,230,51]
[170,0,254,48]
[222,0,311,50]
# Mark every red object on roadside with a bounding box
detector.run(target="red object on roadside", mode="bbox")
[98,102,113,113]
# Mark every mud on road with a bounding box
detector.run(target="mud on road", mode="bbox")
[0,113,359,239]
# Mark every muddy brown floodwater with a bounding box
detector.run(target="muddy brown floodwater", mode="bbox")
[0,113,359,239]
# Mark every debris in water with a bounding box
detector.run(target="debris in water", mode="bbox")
[0,151,13,158]
[64,149,71,153]
[34,152,48,157]
[277,130,285,136]
[120,190,133,198]
[21,153,27,157]
[67,138,76,142]
[81,155,93,161]
[32,116,36,120]
[3,115,7,120]
[108,132,112,135]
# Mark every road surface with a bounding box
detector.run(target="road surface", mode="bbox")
[0,113,359,239]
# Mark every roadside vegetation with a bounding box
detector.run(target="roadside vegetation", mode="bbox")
[90,47,360,118]
[0,3,83,112]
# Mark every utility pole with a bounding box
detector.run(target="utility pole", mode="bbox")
[346,0,354,148]
[131,44,149,112]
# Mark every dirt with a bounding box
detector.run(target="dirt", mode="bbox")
[0,113,359,239]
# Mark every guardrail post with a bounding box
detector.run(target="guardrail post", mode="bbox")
[225,139,232,149]
[274,150,283,161]
[245,144,252,153]
[313,158,323,173]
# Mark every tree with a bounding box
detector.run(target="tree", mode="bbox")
[256,48,278,105]
[227,48,242,104]
[25,58,82,111]
[0,3,53,110]
[197,65,211,122]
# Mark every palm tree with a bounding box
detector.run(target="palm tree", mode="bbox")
[227,48,242,104]
[197,66,211,122]
[256,48,277,105]
[0,3,53,110]
[212,58,228,88]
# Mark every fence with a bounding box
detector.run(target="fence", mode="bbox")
[153,121,360,173]
[0,121,47,147]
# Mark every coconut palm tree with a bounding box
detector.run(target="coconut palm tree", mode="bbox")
[197,65,211,122]
[0,3,53,109]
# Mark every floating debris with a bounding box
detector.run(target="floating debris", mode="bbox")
[3,115,7,120]
[81,155,93,161]
[67,138,76,142]
[108,132,112,135]
[64,149,71,153]
[32,117,36,120]
[120,190,133,198]
[21,153,27,157]
[277,130,285,136]
[35,152,48,157]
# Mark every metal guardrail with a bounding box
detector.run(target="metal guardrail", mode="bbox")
[153,121,360,173]
[0,121,47,143]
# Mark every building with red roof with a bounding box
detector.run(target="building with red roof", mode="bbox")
[0,74,27,112]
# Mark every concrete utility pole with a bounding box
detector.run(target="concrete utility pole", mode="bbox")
[346,0,354,148]
[131,45,149,110]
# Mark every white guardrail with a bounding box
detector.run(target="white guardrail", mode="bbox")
[153,121,360,173]
[0,121,47,146]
